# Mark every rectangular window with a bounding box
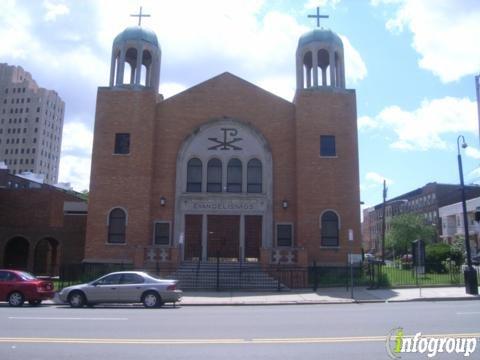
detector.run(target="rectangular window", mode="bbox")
[154,222,170,245]
[277,224,293,247]
[320,135,336,157]
[114,133,130,154]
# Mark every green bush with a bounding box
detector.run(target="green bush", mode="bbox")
[426,243,459,272]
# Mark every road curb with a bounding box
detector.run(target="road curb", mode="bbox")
[178,296,480,306]
[41,295,480,307]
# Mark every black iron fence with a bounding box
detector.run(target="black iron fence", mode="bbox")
[55,261,479,291]
[57,262,134,289]
[367,261,480,288]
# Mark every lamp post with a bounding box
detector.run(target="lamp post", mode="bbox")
[457,135,479,295]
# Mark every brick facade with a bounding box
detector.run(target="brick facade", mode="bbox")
[85,26,361,269]
[0,170,86,274]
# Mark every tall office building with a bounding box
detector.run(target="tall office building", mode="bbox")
[0,63,64,184]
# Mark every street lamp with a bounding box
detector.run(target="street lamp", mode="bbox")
[457,135,479,295]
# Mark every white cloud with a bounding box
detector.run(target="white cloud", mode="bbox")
[361,172,393,195]
[160,82,188,99]
[0,1,34,59]
[360,97,478,151]
[466,147,480,160]
[304,0,341,9]
[58,155,91,192]
[366,172,393,186]
[61,121,93,155]
[373,0,480,82]
[58,121,93,191]
[43,0,69,22]
[257,74,296,101]
[340,35,368,85]
[358,115,378,130]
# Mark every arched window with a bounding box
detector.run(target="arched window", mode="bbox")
[227,158,242,193]
[125,48,138,85]
[321,211,339,247]
[108,208,126,244]
[207,158,222,192]
[186,158,202,192]
[247,159,262,193]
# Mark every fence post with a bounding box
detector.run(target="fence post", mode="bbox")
[313,261,318,291]
[277,266,281,292]
[345,259,348,290]
[216,251,220,291]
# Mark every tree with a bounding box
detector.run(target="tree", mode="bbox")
[385,213,436,257]
[78,190,89,202]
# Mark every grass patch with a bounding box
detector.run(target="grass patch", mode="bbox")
[381,266,463,287]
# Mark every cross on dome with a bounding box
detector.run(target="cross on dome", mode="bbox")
[130,6,151,26]
[307,6,329,28]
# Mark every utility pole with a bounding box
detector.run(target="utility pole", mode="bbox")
[381,179,387,263]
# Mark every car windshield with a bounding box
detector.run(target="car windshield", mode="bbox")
[17,271,36,280]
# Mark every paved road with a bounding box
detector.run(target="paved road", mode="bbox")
[0,301,479,359]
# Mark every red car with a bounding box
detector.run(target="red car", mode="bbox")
[0,269,55,306]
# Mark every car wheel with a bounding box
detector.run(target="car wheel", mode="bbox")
[142,291,161,308]
[29,300,42,306]
[8,291,24,307]
[68,291,86,308]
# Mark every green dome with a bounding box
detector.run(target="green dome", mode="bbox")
[114,26,159,47]
[298,29,343,48]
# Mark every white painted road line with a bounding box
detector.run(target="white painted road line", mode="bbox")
[0,333,479,345]
[456,312,480,315]
[8,317,128,321]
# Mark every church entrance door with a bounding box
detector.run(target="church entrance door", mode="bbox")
[184,215,202,261]
[207,215,240,261]
[244,215,262,261]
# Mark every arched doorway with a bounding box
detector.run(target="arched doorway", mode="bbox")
[175,118,273,263]
[34,238,59,276]
[4,237,29,270]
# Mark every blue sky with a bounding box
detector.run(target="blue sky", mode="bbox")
[0,0,479,212]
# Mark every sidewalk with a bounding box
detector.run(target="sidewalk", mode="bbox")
[48,286,480,306]
[177,286,480,306]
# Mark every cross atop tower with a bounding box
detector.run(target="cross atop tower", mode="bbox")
[130,6,151,26]
[307,7,329,28]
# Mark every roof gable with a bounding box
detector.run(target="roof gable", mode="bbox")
[162,72,293,106]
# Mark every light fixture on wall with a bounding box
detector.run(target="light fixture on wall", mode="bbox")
[282,199,288,209]
[160,196,166,207]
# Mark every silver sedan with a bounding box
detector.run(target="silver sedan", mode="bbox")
[58,271,182,308]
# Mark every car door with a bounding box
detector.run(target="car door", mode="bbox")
[118,273,145,302]
[85,273,122,303]
[0,271,9,300]
[0,271,18,301]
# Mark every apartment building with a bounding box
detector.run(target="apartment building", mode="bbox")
[0,63,64,184]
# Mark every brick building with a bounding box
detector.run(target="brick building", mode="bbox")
[0,169,87,275]
[84,23,361,271]
[362,182,480,254]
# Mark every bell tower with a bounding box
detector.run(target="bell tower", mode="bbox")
[296,11,345,89]
[109,7,161,91]
[294,8,361,266]
[85,9,160,266]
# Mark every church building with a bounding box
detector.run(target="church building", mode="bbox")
[84,11,361,277]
